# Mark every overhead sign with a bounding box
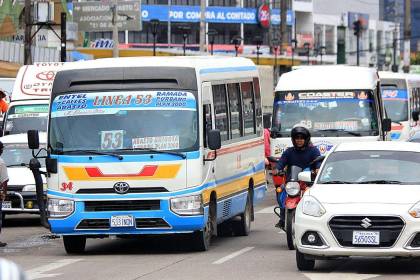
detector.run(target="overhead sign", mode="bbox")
[141,5,293,25]
[73,1,141,32]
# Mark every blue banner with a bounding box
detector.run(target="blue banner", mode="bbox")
[381,89,408,100]
[141,5,293,25]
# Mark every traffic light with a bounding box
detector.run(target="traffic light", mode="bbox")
[353,20,361,36]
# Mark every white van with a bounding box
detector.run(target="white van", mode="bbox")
[378,71,420,141]
[271,66,391,156]
[2,62,65,136]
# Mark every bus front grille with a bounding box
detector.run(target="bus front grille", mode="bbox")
[84,200,161,212]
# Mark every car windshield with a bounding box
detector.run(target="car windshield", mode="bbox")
[49,91,198,154]
[5,104,49,135]
[3,143,46,167]
[272,90,379,137]
[318,150,420,184]
[381,86,408,122]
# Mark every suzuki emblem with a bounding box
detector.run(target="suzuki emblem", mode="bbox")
[361,217,372,229]
[113,182,130,194]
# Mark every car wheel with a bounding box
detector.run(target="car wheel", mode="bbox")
[296,250,315,271]
[63,236,86,254]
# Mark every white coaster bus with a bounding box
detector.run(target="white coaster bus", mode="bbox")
[379,71,420,141]
[28,56,267,253]
[271,66,391,156]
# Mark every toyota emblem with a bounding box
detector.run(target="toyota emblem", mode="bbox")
[113,182,130,194]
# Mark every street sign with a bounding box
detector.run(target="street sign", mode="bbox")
[73,1,141,32]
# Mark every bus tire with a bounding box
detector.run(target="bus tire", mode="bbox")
[234,192,251,236]
[192,200,216,251]
[63,236,86,254]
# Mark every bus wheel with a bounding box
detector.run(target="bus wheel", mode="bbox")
[192,201,216,251]
[234,192,251,236]
[63,236,86,254]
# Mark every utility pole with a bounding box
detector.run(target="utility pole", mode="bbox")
[24,0,32,65]
[280,0,287,54]
[199,0,206,53]
[111,0,119,58]
[403,0,411,73]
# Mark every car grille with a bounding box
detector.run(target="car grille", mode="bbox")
[76,187,168,194]
[75,218,170,230]
[136,218,170,229]
[84,200,160,212]
[329,216,404,247]
[76,219,110,229]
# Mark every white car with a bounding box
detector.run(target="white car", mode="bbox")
[295,141,420,271]
[1,133,46,220]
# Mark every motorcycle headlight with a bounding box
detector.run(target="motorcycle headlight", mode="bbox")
[409,201,420,218]
[302,196,326,217]
[47,198,74,218]
[285,182,300,196]
[170,194,203,216]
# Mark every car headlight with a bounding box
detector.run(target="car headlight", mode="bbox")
[285,182,300,196]
[22,184,47,192]
[47,198,74,217]
[302,196,326,217]
[409,201,420,218]
[170,194,203,216]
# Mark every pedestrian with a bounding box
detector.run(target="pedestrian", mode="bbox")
[0,140,9,247]
[0,89,8,115]
[263,113,271,166]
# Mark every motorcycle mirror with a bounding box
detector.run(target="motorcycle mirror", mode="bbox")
[298,171,312,183]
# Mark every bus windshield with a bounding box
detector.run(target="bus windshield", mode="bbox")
[381,85,408,122]
[49,91,198,154]
[272,90,379,137]
[5,104,49,135]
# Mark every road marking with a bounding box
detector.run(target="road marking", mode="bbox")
[213,247,254,265]
[304,272,380,280]
[257,205,276,214]
[27,259,83,280]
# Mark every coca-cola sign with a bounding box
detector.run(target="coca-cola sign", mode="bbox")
[257,4,270,29]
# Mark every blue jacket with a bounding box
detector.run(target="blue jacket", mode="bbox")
[276,146,321,171]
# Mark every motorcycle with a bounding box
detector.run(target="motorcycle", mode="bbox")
[268,156,323,250]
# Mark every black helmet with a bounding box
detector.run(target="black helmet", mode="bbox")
[291,126,311,148]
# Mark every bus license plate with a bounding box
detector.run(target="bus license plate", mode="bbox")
[1,201,12,209]
[352,231,380,245]
[110,215,134,227]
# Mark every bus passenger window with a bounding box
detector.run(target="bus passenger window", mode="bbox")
[227,83,243,139]
[212,84,229,141]
[241,81,256,136]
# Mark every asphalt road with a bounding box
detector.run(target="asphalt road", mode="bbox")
[1,186,420,280]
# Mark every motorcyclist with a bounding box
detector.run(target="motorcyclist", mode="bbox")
[273,126,321,227]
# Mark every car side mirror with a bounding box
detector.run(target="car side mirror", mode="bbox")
[208,129,221,150]
[412,111,419,122]
[298,171,312,183]
[27,130,40,150]
[382,118,392,132]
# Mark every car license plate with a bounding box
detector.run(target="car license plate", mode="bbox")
[110,215,134,227]
[352,231,380,245]
[1,201,11,209]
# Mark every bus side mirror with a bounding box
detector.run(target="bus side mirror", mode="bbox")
[208,129,221,150]
[412,111,419,122]
[382,118,392,132]
[270,126,281,138]
[46,158,58,174]
[27,130,40,150]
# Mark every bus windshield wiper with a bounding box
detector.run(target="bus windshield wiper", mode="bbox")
[320,180,357,184]
[7,163,27,167]
[116,148,186,159]
[62,149,123,160]
[315,129,361,137]
[357,180,403,184]
[392,121,403,125]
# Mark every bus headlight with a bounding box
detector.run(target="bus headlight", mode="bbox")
[47,198,74,217]
[22,183,47,192]
[170,195,203,216]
